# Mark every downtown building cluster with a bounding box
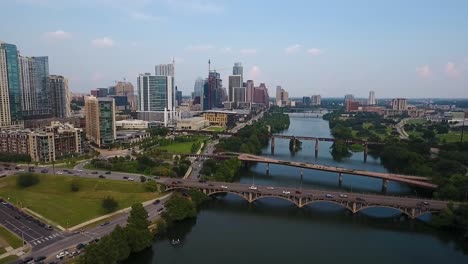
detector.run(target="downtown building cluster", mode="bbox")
[0,41,70,130]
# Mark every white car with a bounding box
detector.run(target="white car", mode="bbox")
[266,187,275,190]
[282,190,290,195]
[19,169,25,172]
[77,169,83,172]
[249,185,257,190]
[57,171,63,175]
[339,194,348,198]
[220,185,228,189]
[56,252,66,259]
[128,178,134,181]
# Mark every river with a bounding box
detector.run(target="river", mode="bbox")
[127,117,468,264]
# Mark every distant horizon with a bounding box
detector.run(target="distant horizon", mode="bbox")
[2,0,467,98]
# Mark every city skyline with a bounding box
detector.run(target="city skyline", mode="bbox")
[1,0,468,98]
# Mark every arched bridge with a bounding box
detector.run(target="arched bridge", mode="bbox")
[156,178,452,220]
[238,153,437,190]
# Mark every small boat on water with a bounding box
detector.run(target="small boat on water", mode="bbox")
[171,239,181,245]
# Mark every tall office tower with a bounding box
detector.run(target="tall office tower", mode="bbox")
[276,86,282,105]
[0,42,22,125]
[252,83,269,105]
[115,81,135,110]
[176,88,182,106]
[275,86,289,106]
[303,96,311,106]
[368,91,376,105]
[311,95,321,106]
[233,62,243,78]
[228,75,242,102]
[155,63,175,76]
[85,96,116,147]
[391,98,407,110]
[203,71,223,110]
[0,44,11,127]
[19,56,51,117]
[108,86,116,95]
[246,80,254,103]
[137,73,174,112]
[234,87,246,102]
[193,77,204,99]
[49,75,71,118]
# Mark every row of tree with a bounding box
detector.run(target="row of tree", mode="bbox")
[200,158,242,182]
[77,204,153,264]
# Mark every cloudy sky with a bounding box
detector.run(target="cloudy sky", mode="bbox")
[2,0,468,98]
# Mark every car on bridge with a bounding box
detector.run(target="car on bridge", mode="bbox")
[266,187,275,190]
[282,190,290,195]
[220,185,228,189]
[249,185,257,190]
[326,194,333,198]
[339,194,348,198]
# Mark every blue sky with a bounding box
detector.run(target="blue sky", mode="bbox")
[2,0,468,98]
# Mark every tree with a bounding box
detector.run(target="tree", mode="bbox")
[70,179,80,192]
[330,141,351,161]
[140,176,147,183]
[126,203,152,252]
[16,173,40,188]
[164,193,197,222]
[110,225,131,261]
[102,196,118,213]
[144,180,159,192]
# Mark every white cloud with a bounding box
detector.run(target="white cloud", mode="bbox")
[92,37,114,48]
[166,0,224,14]
[240,48,257,55]
[220,47,232,53]
[307,48,323,56]
[445,62,459,77]
[130,11,163,21]
[248,66,261,80]
[416,65,431,78]
[285,44,301,54]
[42,30,72,42]
[185,45,215,51]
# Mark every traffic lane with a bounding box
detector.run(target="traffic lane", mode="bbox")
[0,202,67,248]
[162,179,445,209]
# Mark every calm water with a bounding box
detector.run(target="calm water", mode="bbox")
[127,117,468,264]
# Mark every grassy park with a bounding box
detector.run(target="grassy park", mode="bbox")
[0,225,23,254]
[204,126,225,132]
[0,174,161,227]
[157,136,207,154]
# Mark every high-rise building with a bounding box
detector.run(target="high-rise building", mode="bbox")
[0,44,11,128]
[85,96,116,147]
[137,73,175,112]
[228,75,242,102]
[246,80,254,103]
[193,77,204,99]
[275,86,289,107]
[49,75,71,118]
[234,87,246,102]
[114,81,135,110]
[155,63,175,76]
[19,56,51,118]
[0,42,22,124]
[345,100,360,112]
[311,95,321,106]
[203,71,223,110]
[233,62,243,78]
[368,91,376,105]
[176,89,182,106]
[391,98,407,110]
[253,83,269,105]
[303,96,311,106]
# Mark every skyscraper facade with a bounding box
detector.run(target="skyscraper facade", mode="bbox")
[0,45,11,127]
[233,62,243,78]
[85,96,116,147]
[311,95,321,106]
[137,73,175,112]
[368,91,376,105]
[253,83,269,105]
[234,87,246,102]
[228,75,242,102]
[275,86,289,106]
[0,43,22,123]
[391,98,407,110]
[246,80,254,103]
[155,63,175,76]
[203,71,223,110]
[193,77,204,99]
[19,56,51,118]
[49,75,71,118]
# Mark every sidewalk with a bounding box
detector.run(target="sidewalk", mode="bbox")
[0,245,29,260]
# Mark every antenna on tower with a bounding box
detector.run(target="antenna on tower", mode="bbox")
[208,59,211,73]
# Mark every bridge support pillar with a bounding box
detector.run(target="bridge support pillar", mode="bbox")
[298,197,303,208]
[271,137,275,155]
[338,173,343,186]
[410,208,416,219]
[364,143,368,162]
[352,202,357,213]
[266,163,270,175]
[382,179,389,193]
[315,139,319,159]
[248,192,253,203]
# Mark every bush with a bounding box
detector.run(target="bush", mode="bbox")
[70,179,80,192]
[144,181,159,192]
[102,196,118,213]
[16,173,40,188]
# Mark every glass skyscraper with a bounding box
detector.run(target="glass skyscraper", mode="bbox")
[137,73,174,112]
[1,43,22,122]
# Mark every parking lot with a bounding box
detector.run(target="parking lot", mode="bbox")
[0,199,66,250]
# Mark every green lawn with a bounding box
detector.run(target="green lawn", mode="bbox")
[204,126,225,132]
[0,255,18,264]
[0,226,22,249]
[0,174,160,227]
[406,118,426,124]
[157,136,207,154]
[437,131,468,143]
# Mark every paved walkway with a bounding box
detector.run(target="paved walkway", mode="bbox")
[0,245,29,260]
